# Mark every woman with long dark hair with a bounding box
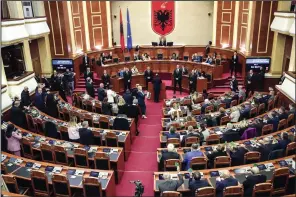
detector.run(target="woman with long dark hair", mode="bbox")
[6,124,22,156]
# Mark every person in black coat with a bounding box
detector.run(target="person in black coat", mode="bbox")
[152,73,162,102]
[123,68,132,91]
[205,41,212,56]
[189,70,197,94]
[101,70,111,89]
[229,145,248,166]
[243,167,267,197]
[84,67,93,81]
[173,65,182,94]
[246,70,255,97]
[86,78,95,98]
[159,36,166,46]
[160,143,180,171]
[126,99,140,133]
[35,88,45,112]
[82,53,90,67]
[258,137,274,161]
[101,98,112,115]
[144,66,153,88]
[230,51,239,76]
[44,121,59,139]
[189,171,210,196]
[123,89,133,105]
[78,121,94,145]
[20,86,31,108]
[97,83,106,101]
[10,101,27,129]
[207,144,227,168]
[230,75,238,92]
[45,93,58,118]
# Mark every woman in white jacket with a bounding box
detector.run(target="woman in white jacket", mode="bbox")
[230,106,240,123]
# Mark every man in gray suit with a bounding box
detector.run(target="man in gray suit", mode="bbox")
[158,173,184,193]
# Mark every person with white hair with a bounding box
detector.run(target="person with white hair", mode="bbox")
[106,88,117,103]
[230,106,240,122]
[238,85,246,101]
[159,143,180,171]
[216,170,238,197]
[201,99,212,113]
[158,172,184,193]
[258,137,274,161]
[86,77,95,98]
[243,166,267,196]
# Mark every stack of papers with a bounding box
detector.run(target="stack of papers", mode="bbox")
[75,170,85,176]
[53,166,62,173]
[1,155,7,162]
[99,172,108,179]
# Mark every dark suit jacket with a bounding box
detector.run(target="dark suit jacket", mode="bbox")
[152,76,162,92]
[102,103,112,115]
[84,71,93,81]
[189,179,209,196]
[160,151,180,170]
[246,74,255,89]
[79,128,94,145]
[181,132,200,146]
[11,106,27,129]
[216,177,238,197]
[189,73,197,85]
[259,143,274,161]
[231,79,238,91]
[279,112,288,120]
[123,92,133,105]
[207,150,227,167]
[173,69,182,81]
[229,147,248,166]
[137,91,146,106]
[231,55,239,66]
[243,174,267,196]
[201,104,209,114]
[123,71,132,83]
[181,68,188,75]
[86,82,95,98]
[82,55,90,66]
[101,74,111,85]
[267,117,279,132]
[97,88,106,101]
[158,174,184,193]
[222,130,241,143]
[21,90,31,107]
[44,121,59,139]
[144,70,153,81]
[274,139,291,151]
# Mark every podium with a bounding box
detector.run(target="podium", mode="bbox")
[148,82,166,101]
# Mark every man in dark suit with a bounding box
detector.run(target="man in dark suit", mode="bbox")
[86,78,95,98]
[152,73,162,102]
[243,167,267,197]
[97,83,106,101]
[84,67,93,82]
[101,70,111,89]
[229,144,248,166]
[173,65,183,94]
[207,144,227,168]
[189,69,197,94]
[34,88,45,112]
[230,75,238,92]
[273,132,291,151]
[267,112,279,132]
[240,103,251,120]
[123,68,132,91]
[230,51,239,76]
[123,89,133,105]
[20,86,31,108]
[10,101,27,129]
[126,99,140,135]
[278,107,288,120]
[165,127,180,140]
[258,137,274,161]
[181,126,201,147]
[82,53,90,67]
[160,143,180,171]
[144,66,153,88]
[181,65,188,75]
[189,171,210,196]
[205,41,212,56]
[216,171,239,197]
[158,173,184,193]
[79,121,94,145]
[246,70,255,97]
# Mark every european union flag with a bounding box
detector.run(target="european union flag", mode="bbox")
[126,8,132,51]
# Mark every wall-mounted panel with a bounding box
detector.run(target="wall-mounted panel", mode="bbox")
[236,1,249,51]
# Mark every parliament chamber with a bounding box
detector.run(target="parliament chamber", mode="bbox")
[1,1,296,197]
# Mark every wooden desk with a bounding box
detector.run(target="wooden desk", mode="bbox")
[139,45,185,59]
[25,107,132,161]
[153,155,295,195]
[6,122,124,184]
[171,77,208,93]
[111,74,145,93]
[2,152,116,197]
[95,60,223,80]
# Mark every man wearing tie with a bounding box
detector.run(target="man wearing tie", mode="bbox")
[189,70,197,94]
[101,70,111,89]
[246,70,255,96]
[173,65,183,94]
[231,51,239,76]
[152,73,162,102]
[123,67,132,91]
[82,53,89,67]
[84,67,93,82]
[144,66,153,88]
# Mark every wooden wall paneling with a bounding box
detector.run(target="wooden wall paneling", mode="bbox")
[251,1,278,56]
[216,1,236,48]
[236,1,249,51]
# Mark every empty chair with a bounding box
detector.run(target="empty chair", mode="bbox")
[192,109,201,115]
[268,149,284,160]
[214,156,231,168]
[185,137,199,147]
[206,134,220,145]
[35,118,45,134]
[26,114,37,132]
[267,100,274,111]
[277,119,287,131]
[93,132,103,146]
[184,121,197,129]
[252,183,272,197]
[59,125,69,141]
[196,187,216,197]
[223,186,243,197]
[83,177,103,197]
[287,114,294,127]
[161,191,182,197]
[52,174,74,197]
[99,116,110,129]
[74,148,89,168]
[244,151,261,164]
[54,145,69,166]
[230,100,237,107]
[2,175,30,195]
[83,114,94,127]
[40,143,55,163]
[261,124,273,136]
[258,103,265,115]
[205,105,214,113]
[271,167,289,196]
[190,157,207,170]
[62,108,70,122]
[249,107,258,118]
[164,159,181,171]
[93,102,102,114]
[21,138,37,159]
[94,152,111,170]
[167,138,180,148]
[220,116,230,126]
[31,170,52,196]
[105,132,119,147]
[286,142,296,156]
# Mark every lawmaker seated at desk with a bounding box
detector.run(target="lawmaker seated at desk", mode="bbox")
[134,52,142,61]
[203,55,214,65]
[243,166,267,197]
[182,144,204,170]
[159,143,180,171]
[215,170,239,197]
[171,53,179,60]
[206,144,228,168]
[142,53,151,61]
[188,171,210,196]
[131,65,139,74]
[164,126,180,140]
[181,126,202,147]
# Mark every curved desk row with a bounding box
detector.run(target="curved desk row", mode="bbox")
[25,107,131,161]
[1,152,116,197]
[3,122,124,183]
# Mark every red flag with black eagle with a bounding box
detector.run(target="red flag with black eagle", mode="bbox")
[120,8,125,52]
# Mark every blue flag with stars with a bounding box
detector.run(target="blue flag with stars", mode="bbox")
[126,8,132,51]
